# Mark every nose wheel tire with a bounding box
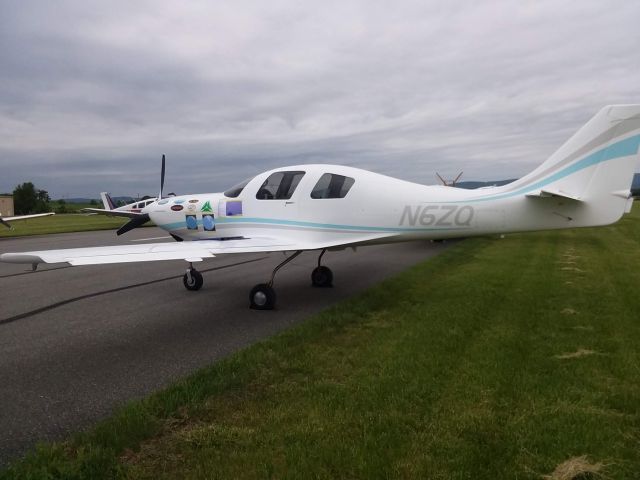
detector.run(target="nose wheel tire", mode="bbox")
[250,284,276,310]
[183,269,203,291]
[311,266,333,288]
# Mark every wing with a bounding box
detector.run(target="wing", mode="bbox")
[1,212,55,229]
[0,233,393,266]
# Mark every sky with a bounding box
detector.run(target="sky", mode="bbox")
[1,0,639,198]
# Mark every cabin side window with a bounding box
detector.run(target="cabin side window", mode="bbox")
[310,173,355,199]
[256,171,305,200]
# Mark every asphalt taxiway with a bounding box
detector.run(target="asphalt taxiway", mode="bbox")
[0,227,452,465]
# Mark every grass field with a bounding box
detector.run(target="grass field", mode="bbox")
[0,214,130,237]
[3,209,640,479]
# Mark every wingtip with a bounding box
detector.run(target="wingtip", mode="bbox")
[0,253,44,264]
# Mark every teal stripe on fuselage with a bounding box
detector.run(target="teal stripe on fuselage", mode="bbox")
[158,217,470,233]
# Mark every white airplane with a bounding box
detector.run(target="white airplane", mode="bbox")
[81,155,172,232]
[0,212,55,230]
[93,192,157,215]
[436,171,463,187]
[2,105,639,309]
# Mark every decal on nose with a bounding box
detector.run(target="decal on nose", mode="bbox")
[186,215,198,230]
[203,214,216,231]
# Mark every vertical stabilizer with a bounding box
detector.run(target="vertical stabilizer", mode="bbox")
[100,192,116,210]
[509,105,640,226]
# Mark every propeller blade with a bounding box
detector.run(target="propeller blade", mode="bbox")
[116,213,150,236]
[159,154,166,200]
[453,171,464,184]
[436,172,446,186]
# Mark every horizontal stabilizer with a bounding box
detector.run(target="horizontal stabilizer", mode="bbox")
[525,189,583,202]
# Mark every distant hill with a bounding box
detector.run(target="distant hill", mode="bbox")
[458,173,640,192]
[456,179,516,189]
[62,196,135,204]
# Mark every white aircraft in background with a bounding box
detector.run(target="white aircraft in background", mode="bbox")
[0,212,55,230]
[2,105,639,309]
[82,155,173,228]
[436,171,463,187]
[87,192,158,215]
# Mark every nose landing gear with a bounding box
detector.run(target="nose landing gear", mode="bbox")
[183,264,203,291]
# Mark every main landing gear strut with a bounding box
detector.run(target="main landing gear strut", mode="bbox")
[311,249,333,288]
[181,251,334,310]
[249,250,303,310]
[249,249,334,310]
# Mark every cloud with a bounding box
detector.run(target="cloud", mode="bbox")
[1,0,639,197]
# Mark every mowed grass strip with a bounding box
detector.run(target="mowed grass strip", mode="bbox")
[3,210,640,479]
[0,214,131,237]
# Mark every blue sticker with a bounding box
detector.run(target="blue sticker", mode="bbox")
[185,214,198,230]
[203,214,216,231]
[173,199,186,204]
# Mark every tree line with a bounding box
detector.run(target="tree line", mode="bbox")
[12,182,51,215]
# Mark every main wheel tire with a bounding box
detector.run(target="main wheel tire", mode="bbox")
[183,269,203,291]
[311,266,333,287]
[249,283,276,310]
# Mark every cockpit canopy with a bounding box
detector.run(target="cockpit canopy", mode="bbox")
[223,169,356,200]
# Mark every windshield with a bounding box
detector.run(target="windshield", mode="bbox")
[224,177,252,198]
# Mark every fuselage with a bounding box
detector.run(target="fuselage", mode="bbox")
[142,163,608,246]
